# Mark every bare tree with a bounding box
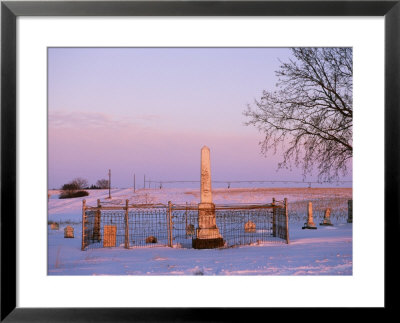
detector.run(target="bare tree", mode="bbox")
[96,179,109,189]
[61,182,79,192]
[71,177,89,189]
[244,48,352,181]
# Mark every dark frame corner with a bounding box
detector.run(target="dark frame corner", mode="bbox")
[1,1,399,321]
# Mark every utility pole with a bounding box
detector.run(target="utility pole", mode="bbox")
[144,175,146,189]
[133,173,136,193]
[108,169,111,199]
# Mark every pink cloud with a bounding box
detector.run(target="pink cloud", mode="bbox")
[48,109,161,129]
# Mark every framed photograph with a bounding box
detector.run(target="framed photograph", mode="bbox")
[1,0,398,321]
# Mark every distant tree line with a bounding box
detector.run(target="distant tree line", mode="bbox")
[59,177,109,199]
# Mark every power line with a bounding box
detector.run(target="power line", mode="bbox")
[146,179,352,184]
[144,179,352,188]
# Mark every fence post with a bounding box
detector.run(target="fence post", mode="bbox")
[167,201,173,247]
[284,198,290,244]
[272,197,276,237]
[108,169,111,199]
[125,199,130,249]
[166,202,169,247]
[347,199,353,223]
[93,199,101,241]
[185,202,188,239]
[81,199,86,251]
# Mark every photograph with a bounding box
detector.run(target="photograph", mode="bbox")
[2,0,396,319]
[47,47,353,276]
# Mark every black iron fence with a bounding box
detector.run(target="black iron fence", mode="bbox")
[81,199,289,250]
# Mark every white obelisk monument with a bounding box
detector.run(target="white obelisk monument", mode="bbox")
[192,146,224,249]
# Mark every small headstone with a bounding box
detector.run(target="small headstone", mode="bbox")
[64,225,74,238]
[50,223,59,230]
[145,235,157,244]
[186,224,195,235]
[302,202,317,229]
[320,208,333,226]
[244,220,256,233]
[103,225,117,247]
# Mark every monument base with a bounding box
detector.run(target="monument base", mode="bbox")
[302,223,317,229]
[197,202,223,240]
[319,222,333,226]
[192,238,225,249]
[196,227,222,240]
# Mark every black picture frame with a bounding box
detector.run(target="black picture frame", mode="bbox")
[1,0,398,321]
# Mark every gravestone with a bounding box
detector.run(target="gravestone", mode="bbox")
[103,225,117,247]
[320,208,333,226]
[192,146,224,249]
[186,224,195,235]
[244,220,256,233]
[145,235,157,244]
[64,225,74,238]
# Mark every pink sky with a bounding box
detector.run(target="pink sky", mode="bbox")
[48,48,352,189]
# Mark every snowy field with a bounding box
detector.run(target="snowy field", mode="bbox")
[48,187,352,275]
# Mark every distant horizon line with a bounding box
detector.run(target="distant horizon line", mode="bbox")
[144,179,353,184]
[48,186,353,190]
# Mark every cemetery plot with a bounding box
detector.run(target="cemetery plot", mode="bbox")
[81,201,289,250]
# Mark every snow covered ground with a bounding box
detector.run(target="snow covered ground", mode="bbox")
[48,187,352,275]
